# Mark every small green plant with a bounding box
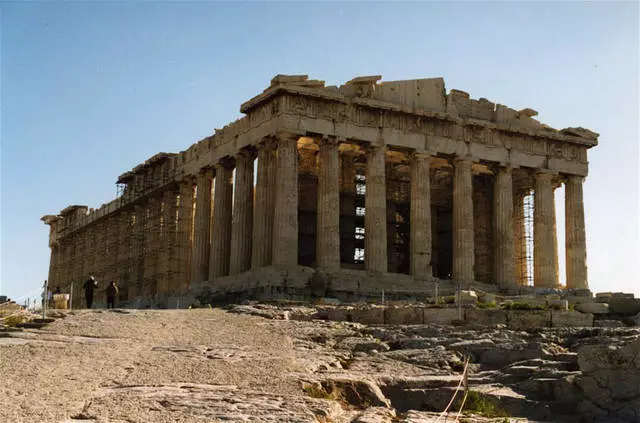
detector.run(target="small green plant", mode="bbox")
[477,301,497,309]
[463,390,510,418]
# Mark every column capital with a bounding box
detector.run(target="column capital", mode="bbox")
[257,136,278,151]
[490,163,514,174]
[235,147,257,161]
[563,174,585,185]
[215,156,235,171]
[411,150,432,161]
[363,143,386,155]
[452,155,474,167]
[198,167,214,179]
[275,131,301,143]
[315,135,340,147]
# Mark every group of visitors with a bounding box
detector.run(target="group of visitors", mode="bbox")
[82,277,119,309]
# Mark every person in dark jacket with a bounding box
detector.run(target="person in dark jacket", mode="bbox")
[83,276,98,309]
[105,281,119,309]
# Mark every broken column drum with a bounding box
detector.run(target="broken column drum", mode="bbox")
[42,74,598,303]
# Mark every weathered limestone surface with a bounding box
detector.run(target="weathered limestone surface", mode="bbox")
[42,75,599,304]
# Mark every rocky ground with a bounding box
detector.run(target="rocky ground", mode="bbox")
[1,305,638,423]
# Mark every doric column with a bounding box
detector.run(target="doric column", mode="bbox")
[190,169,213,284]
[410,151,432,279]
[534,171,557,287]
[272,133,299,266]
[493,166,516,287]
[209,160,234,279]
[159,188,178,294]
[130,205,144,299]
[176,179,194,292]
[452,156,475,283]
[316,137,341,272]
[252,139,277,269]
[116,211,130,296]
[229,150,255,276]
[552,188,560,286]
[364,144,387,273]
[340,150,358,265]
[565,175,588,289]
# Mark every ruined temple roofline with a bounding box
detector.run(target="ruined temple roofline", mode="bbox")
[240,74,599,146]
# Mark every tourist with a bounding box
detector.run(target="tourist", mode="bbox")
[83,276,98,309]
[105,281,119,309]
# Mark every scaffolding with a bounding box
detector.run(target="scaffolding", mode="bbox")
[515,189,535,286]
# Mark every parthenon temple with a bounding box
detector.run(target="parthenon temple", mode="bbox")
[42,75,598,306]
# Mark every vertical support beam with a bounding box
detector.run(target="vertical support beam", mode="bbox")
[534,171,557,287]
[340,150,358,265]
[364,144,387,273]
[209,160,234,279]
[513,191,527,285]
[452,156,475,283]
[316,137,341,272]
[176,179,194,292]
[410,151,432,279]
[229,151,255,276]
[565,175,588,289]
[190,169,213,284]
[272,133,299,266]
[493,166,516,287]
[252,139,277,269]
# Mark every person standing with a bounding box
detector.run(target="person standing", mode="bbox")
[105,281,119,309]
[83,276,98,309]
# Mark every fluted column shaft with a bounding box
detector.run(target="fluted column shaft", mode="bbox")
[365,145,387,273]
[534,172,557,287]
[252,140,277,268]
[191,169,213,284]
[493,166,516,287]
[272,134,299,266]
[176,179,194,292]
[452,157,475,283]
[410,152,432,278]
[565,175,588,289]
[229,151,254,276]
[159,188,178,294]
[316,138,341,272]
[209,162,234,279]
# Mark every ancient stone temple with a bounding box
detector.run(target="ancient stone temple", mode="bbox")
[42,75,598,306]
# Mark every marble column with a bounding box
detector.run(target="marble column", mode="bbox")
[534,171,557,287]
[159,188,178,294]
[190,169,213,284]
[410,151,432,279]
[209,160,234,279]
[316,137,341,272]
[364,145,387,273]
[565,175,588,289]
[229,151,255,276]
[252,139,277,269]
[452,157,475,283]
[272,133,299,266]
[493,166,516,287]
[340,151,358,265]
[176,179,194,292]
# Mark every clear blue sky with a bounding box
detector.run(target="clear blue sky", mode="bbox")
[1,2,638,302]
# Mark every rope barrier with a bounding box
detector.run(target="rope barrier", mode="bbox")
[434,355,470,423]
